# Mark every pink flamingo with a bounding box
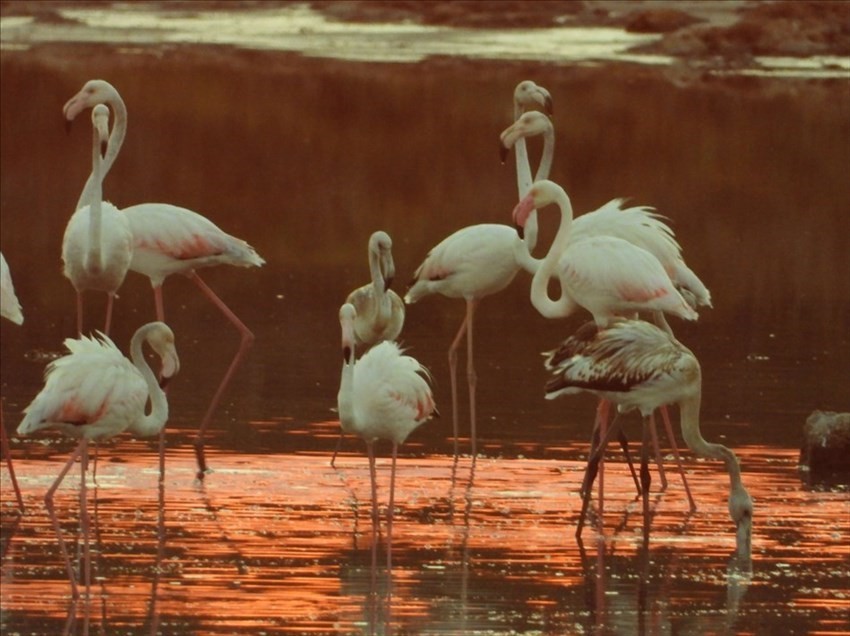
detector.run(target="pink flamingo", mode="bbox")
[61,103,133,336]
[404,81,551,459]
[332,231,405,466]
[1,251,25,513]
[502,113,707,505]
[544,318,753,557]
[63,79,264,479]
[17,321,180,598]
[337,303,437,570]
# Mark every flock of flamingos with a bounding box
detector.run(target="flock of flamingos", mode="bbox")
[0,78,753,597]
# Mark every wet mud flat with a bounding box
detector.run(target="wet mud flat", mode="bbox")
[1,440,849,634]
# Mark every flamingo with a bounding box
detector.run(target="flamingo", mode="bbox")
[337,303,437,570]
[544,318,753,558]
[1,251,25,513]
[502,113,708,504]
[17,321,180,598]
[61,103,133,336]
[404,81,552,459]
[63,79,264,479]
[331,231,405,466]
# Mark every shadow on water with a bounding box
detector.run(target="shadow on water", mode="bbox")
[1,37,849,635]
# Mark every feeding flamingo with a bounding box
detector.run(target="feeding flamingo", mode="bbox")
[1,251,25,513]
[17,321,180,598]
[404,81,552,459]
[544,318,753,558]
[63,79,264,479]
[501,113,708,503]
[61,103,133,336]
[337,303,437,570]
[332,231,405,466]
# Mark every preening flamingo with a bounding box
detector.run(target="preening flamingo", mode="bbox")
[61,103,133,336]
[63,79,265,479]
[404,81,552,459]
[17,321,180,597]
[544,318,753,558]
[332,231,405,466]
[337,303,437,570]
[1,251,25,513]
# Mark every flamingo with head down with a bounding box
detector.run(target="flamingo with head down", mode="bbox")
[63,79,264,480]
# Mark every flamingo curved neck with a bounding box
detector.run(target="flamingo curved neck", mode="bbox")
[86,121,105,274]
[528,188,577,319]
[369,250,386,302]
[535,126,554,183]
[679,394,742,485]
[129,327,169,437]
[76,89,127,212]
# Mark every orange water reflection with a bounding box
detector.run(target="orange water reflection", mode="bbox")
[2,441,847,634]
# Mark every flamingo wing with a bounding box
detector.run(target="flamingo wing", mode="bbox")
[0,252,23,325]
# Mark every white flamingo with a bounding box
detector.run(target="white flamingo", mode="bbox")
[331,231,405,466]
[63,79,264,479]
[61,102,133,336]
[1,251,25,513]
[544,318,753,558]
[17,321,180,598]
[404,81,551,459]
[337,303,437,570]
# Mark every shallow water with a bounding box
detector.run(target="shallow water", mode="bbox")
[1,8,850,636]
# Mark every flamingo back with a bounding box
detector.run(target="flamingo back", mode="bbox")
[0,252,23,325]
[18,333,147,440]
[352,341,436,444]
[346,284,405,347]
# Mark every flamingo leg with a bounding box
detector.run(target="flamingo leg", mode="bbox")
[595,400,610,517]
[447,312,469,458]
[465,299,479,459]
[640,416,652,541]
[330,431,345,468]
[153,285,165,322]
[649,412,669,490]
[366,440,379,533]
[616,428,642,497]
[45,439,88,599]
[387,442,398,572]
[660,404,697,512]
[1,410,24,513]
[79,445,92,597]
[187,272,256,480]
[76,292,84,337]
[103,292,116,336]
[576,413,622,539]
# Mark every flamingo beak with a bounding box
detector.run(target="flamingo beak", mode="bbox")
[512,192,535,239]
[544,93,553,115]
[342,345,352,363]
[499,141,510,165]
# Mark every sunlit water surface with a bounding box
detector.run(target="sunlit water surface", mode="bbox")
[1,8,849,635]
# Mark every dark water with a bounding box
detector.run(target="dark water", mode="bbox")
[1,42,849,634]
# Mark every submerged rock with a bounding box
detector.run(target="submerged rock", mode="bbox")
[799,410,850,486]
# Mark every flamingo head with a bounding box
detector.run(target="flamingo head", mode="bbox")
[499,111,553,163]
[146,322,180,387]
[63,79,119,127]
[730,484,754,559]
[339,303,357,364]
[513,80,553,116]
[370,231,396,292]
[92,104,110,158]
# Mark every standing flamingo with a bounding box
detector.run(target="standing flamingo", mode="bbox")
[61,103,133,336]
[544,318,753,558]
[17,321,180,598]
[63,79,264,479]
[332,231,405,466]
[337,303,437,570]
[1,251,25,513]
[404,82,552,459]
[502,112,707,503]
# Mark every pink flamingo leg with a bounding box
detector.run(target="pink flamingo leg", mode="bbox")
[188,272,255,479]
[596,400,609,518]
[76,292,84,337]
[103,293,116,336]
[1,410,24,513]
[366,441,379,534]
[640,416,652,541]
[576,412,622,539]
[660,404,696,512]
[45,439,88,599]
[79,444,92,598]
[465,299,479,460]
[447,312,469,458]
[387,442,398,572]
[649,412,669,490]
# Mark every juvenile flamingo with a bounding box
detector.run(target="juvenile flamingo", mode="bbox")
[337,303,437,570]
[332,231,405,466]
[61,103,133,336]
[1,251,25,513]
[404,81,551,459]
[63,79,264,479]
[544,318,753,558]
[17,322,180,598]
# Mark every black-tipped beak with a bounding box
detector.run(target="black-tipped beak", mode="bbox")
[65,118,73,135]
[544,95,553,115]
[159,376,172,390]
[342,346,352,363]
[384,275,394,292]
[499,142,509,165]
[515,224,524,240]
[100,139,108,157]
